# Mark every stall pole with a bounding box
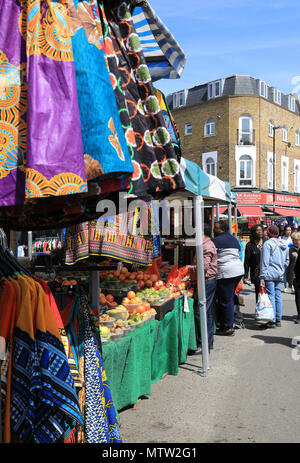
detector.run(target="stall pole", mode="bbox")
[234,205,238,237]
[194,195,210,376]
[90,271,100,314]
[216,204,220,222]
[228,203,233,234]
[211,205,215,237]
[28,231,33,261]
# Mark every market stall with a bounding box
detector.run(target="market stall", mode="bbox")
[0,0,188,444]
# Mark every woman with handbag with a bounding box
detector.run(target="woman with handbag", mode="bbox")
[259,225,290,328]
[244,224,266,302]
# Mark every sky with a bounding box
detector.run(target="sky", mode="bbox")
[149,0,300,98]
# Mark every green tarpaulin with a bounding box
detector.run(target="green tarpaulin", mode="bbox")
[102,297,196,411]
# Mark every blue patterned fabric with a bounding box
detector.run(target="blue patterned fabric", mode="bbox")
[132,2,186,81]
[79,290,122,443]
[11,327,83,443]
[70,0,133,178]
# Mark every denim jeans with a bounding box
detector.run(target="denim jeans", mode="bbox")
[193,278,217,348]
[215,276,242,330]
[265,280,282,322]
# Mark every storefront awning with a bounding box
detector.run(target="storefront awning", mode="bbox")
[237,205,265,217]
[273,207,300,217]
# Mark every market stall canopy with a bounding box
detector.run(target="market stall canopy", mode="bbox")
[178,158,232,203]
[219,205,265,216]
[131,1,186,81]
[265,207,300,217]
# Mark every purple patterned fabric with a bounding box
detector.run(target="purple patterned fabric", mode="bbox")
[0,0,88,207]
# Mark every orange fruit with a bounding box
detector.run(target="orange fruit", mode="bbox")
[106,294,114,303]
[127,291,136,300]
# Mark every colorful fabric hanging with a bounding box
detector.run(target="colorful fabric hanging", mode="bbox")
[100,0,185,198]
[0,0,88,207]
[131,1,186,81]
[69,0,134,180]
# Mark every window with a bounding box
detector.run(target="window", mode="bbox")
[207,80,222,100]
[173,91,186,108]
[288,95,296,112]
[282,126,288,142]
[281,156,289,191]
[269,120,274,137]
[238,114,253,144]
[268,155,274,189]
[273,88,281,105]
[185,123,192,136]
[205,157,216,176]
[295,164,300,193]
[239,155,253,186]
[296,130,300,146]
[259,80,268,98]
[204,118,215,137]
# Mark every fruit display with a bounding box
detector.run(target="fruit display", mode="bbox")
[106,305,128,321]
[136,287,171,304]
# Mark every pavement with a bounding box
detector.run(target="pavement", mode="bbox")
[118,285,300,443]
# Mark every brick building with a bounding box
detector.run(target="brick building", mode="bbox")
[167,75,300,217]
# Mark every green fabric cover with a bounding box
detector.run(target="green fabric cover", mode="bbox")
[102,296,196,411]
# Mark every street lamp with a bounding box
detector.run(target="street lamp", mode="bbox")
[272,126,285,215]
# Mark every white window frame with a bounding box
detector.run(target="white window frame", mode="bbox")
[267,152,274,189]
[173,90,186,108]
[288,95,296,112]
[185,123,192,136]
[295,130,300,147]
[281,155,289,191]
[259,80,268,98]
[238,114,253,145]
[204,118,215,137]
[205,157,216,176]
[207,80,222,100]
[202,151,218,176]
[273,88,281,105]
[294,161,300,193]
[238,155,254,187]
[269,120,274,138]
[282,126,288,142]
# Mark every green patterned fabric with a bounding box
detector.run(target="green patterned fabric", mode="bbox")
[102,297,196,411]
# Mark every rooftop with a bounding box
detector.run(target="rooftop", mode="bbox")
[167,75,300,115]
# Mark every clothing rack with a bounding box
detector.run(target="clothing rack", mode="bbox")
[30,264,102,311]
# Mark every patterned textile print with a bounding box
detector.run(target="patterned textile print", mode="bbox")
[68,0,134,180]
[0,0,88,207]
[65,218,153,266]
[10,326,83,443]
[78,290,113,443]
[101,0,185,198]
[96,1,139,193]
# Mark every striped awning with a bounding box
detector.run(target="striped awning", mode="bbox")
[131,1,186,81]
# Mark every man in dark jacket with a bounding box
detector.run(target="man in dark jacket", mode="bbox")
[244,224,266,302]
[213,221,244,336]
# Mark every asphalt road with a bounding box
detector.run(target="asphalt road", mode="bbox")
[118,286,300,443]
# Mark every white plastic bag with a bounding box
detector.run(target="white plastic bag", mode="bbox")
[255,288,274,321]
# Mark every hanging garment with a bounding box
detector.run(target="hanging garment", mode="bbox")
[155,88,182,158]
[0,274,83,443]
[100,0,185,198]
[68,0,134,180]
[131,1,186,81]
[65,212,154,266]
[52,286,122,443]
[0,0,88,207]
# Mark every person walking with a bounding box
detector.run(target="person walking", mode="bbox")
[260,225,290,328]
[281,225,293,292]
[286,231,300,295]
[290,232,300,323]
[244,224,266,302]
[188,224,218,352]
[213,221,244,336]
